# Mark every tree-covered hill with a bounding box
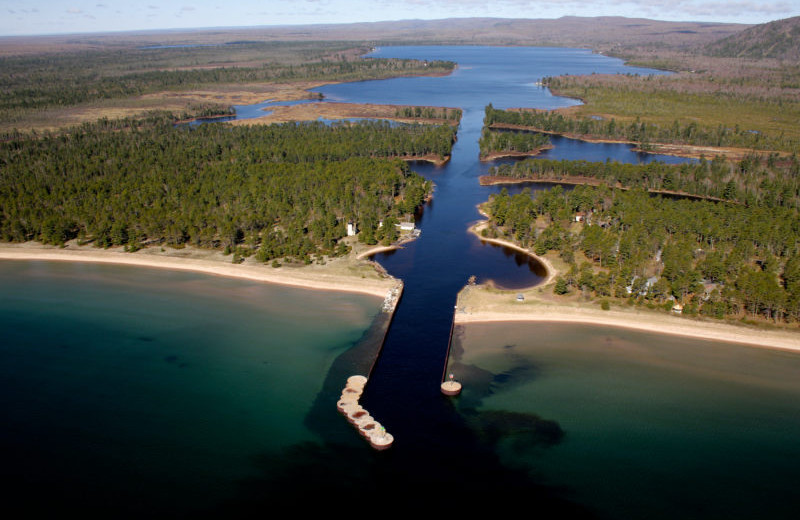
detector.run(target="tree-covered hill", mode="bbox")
[705,16,800,61]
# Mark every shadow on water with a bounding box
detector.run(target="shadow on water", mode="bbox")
[206,433,596,517]
[209,380,586,516]
[202,302,587,517]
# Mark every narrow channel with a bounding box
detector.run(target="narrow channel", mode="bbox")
[292,46,692,511]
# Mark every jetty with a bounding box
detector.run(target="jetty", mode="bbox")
[336,283,402,449]
[440,303,462,396]
[336,375,394,450]
[381,284,401,312]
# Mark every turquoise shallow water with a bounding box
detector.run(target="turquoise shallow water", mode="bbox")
[451,322,800,520]
[5,45,800,517]
[0,260,379,516]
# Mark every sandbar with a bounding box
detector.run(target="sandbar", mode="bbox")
[0,241,396,299]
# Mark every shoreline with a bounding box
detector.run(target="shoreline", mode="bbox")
[468,215,557,287]
[479,175,733,203]
[479,145,553,162]
[458,222,799,352]
[488,121,785,161]
[229,100,460,129]
[0,242,396,299]
[355,227,424,260]
[357,245,400,260]
[454,292,800,353]
[462,221,798,353]
[463,200,798,353]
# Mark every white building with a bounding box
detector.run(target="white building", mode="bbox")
[397,221,416,232]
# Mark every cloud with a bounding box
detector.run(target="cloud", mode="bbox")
[677,1,795,16]
[181,6,196,11]
[374,0,796,15]
[66,8,82,14]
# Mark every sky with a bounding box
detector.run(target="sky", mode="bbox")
[1,0,798,36]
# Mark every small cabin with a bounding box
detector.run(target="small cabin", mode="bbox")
[396,221,416,232]
[346,222,357,236]
[574,212,587,222]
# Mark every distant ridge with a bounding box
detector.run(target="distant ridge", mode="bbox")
[704,16,800,61]
[0,16,750,56]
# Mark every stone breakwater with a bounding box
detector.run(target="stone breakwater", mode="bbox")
[336,375,394,450]
[381,283,402,312]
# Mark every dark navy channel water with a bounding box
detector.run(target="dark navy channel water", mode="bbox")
[3,47,799,518]
[309,46,799,518]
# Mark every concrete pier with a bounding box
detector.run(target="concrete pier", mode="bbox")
[440,303,462,396]
[440,378,462,396]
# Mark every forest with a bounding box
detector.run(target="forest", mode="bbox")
[0,41,455,127]
[0,114,446,263]
[477,125,551,159]
[482,184,800,324]
[394,106,462,121]
[486,153,800,209]
[483,99,800,154]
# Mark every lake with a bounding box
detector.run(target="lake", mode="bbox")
[1,46,798,518]
[451,322,800,520]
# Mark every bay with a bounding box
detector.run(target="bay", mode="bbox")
[451,322,800,520]
[0,260,379,517]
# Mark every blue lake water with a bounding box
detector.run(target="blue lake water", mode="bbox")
[2,46,799,518]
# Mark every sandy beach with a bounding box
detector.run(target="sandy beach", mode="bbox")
[460,218,799,353]
[469,220,557,286]
[455,273,800,354]
[0,241,397,299]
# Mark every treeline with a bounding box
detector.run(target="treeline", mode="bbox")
[483,102,797,153]
[206,119,457,161]
[487,154,800,209]
[478,126,551,158]
[0,114,439,263]
[483,185,800,323]
[0,52,455,122]
[394,106,462,121]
